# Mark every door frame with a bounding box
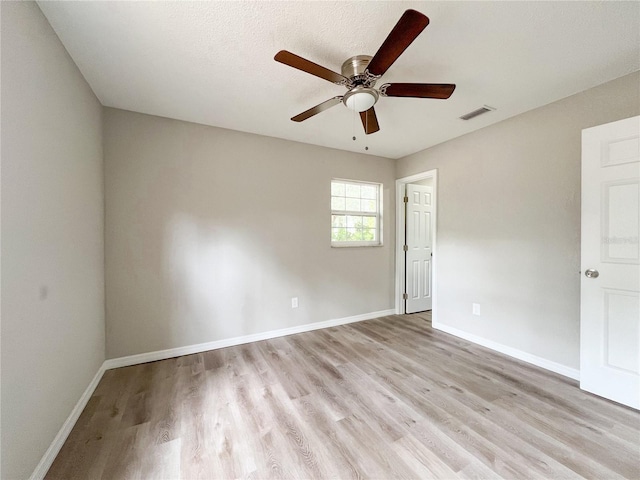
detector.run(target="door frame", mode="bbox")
[395,169,438,318]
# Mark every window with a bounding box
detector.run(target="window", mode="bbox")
[331,179,382,247]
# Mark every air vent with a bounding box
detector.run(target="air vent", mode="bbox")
[459,105,496,121]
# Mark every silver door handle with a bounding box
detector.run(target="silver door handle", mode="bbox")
[585,269,599,278]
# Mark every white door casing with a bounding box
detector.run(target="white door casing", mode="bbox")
[405,184,433,314]
[581,115,640,409]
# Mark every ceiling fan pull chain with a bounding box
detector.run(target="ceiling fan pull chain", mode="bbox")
[352,107,356,140]
[365,113,369,151]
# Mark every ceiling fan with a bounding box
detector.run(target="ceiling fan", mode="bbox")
[274,9,456,135]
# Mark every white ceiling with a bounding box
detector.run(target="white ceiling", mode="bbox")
[38,1,639,159]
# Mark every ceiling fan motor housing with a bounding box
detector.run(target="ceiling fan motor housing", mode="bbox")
[341,55,373,84]
[341,55,380,112]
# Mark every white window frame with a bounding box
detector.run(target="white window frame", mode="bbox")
[330,178,383,247]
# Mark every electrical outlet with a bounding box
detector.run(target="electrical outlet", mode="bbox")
[473,303,481,316]
[291,297,299,309]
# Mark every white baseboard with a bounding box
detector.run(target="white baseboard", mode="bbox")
[31,310,579,479]
[103,308,395,370]
[31,308,394,480]
[29,365,107,480]
[433,321,580,381]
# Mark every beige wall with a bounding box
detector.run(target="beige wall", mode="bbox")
[104,109,396,359]
[397,71,640,370]
[1,2,105,478]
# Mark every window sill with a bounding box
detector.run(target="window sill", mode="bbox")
[331,242,383,248]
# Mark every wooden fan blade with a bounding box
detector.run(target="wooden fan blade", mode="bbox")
[381,83,456,99]
[291,97,343,122]
[359,107,380,135]
[275,50,348,85]
[366,10,429,77]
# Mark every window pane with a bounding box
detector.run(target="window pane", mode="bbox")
[331,182,345,196]
[347,228,362,240]
[332,227,347,241]
[362,199,377,213]
[363,228,377,241]
[331,197,346,211]
[361,185,377,199]
[363,216,377,228]
[345,184,361,198]
[331,215,346,227]
[345,198,360,211]
[346,215,362,228]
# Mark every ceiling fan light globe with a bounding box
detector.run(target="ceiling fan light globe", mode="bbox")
[344,90,377,112]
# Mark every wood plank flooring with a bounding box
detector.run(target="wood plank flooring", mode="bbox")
[46,313,640,479]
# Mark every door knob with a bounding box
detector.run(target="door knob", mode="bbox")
[585,269,599,278]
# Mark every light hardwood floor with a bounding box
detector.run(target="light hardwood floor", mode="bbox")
[46,313,640,479]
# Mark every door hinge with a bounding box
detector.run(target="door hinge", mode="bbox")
[403,245,408,251]
[403,196,408,203]
[402,293,408,300]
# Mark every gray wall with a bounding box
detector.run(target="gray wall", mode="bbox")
[397,71,640,370]
[104,108,396,359]
[1,2,105,478]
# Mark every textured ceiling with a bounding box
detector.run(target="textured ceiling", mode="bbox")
[38,1,639,159]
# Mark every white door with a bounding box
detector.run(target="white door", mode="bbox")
[405,184,433,313]
[581,115,640,409]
